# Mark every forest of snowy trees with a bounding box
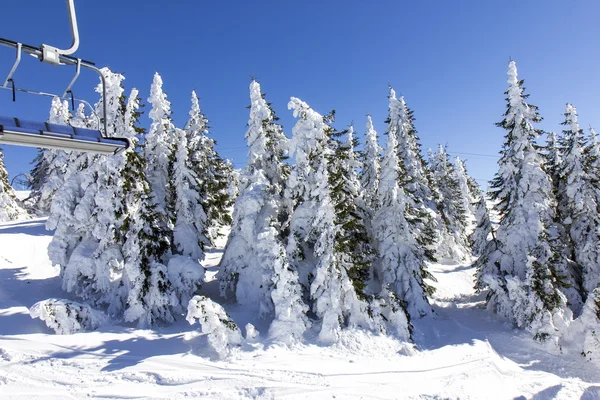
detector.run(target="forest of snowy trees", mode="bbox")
[0,61,597,362]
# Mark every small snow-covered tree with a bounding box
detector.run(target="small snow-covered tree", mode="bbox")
[475,61,570,339]
[360,115,381,211]
[373,121,434,324]
[29,298,107,335]
[186,296,243,358]
[454,157,478,219]
[0,149,27,222]
[557,104,600,305]
[184,91,234,244]
[470,194,493,257]
[429,145,470,261]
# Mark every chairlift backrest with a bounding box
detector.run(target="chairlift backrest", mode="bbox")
[0,0,129,154]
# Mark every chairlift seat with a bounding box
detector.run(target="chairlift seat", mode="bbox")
[0,116,129,154]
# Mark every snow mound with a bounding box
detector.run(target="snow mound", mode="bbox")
[29,298,107,334]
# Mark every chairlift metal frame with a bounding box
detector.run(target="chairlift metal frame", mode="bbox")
[0,0,130,154]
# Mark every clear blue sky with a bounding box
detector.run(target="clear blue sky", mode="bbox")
[1,0,599,189]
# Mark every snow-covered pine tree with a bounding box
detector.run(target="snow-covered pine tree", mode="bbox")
[470,194,493,257]
[429,145,470,261]
[117,88,174,327]
[25,150,48,215]
[558,104,600,306]
[0,148,27,222]
[544,131,562,198]
[454,156,478,219]
[475,61,570,340]
[218,81,307,343]
[360,115,381,211]
[284,99,332,292]
[372,112,434,329]
[144,73,176,214]
[50,70,178,327]
[386,88,438,262]
[183,91,234,244]
[587,127,600,176]
[169,126,208,262]
[30,98,72,215]
[52,70,127,307]
[300,107,383,342]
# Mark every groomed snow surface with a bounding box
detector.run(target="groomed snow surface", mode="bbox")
[0,219,598,399]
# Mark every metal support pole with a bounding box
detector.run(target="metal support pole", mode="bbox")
[62,0,80,56]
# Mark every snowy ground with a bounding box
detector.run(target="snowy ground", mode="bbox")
[0,219,598,399]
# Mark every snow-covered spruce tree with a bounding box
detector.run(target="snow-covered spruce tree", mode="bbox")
[587,127,600,176]
[454,156,478,219]
[372,115,434,331]
[218,81,307,343]
[184,91,234,244]
[429,146,470,261]
[169,126,208,262]
[25,150,49,215]
[30,98,72,215]
[386,88,438,261]
[144,73,176,214]
[284,99,332,292]
[557,104,600,305]
[470,194,493,257]
[0,148,27,222]
[51,70,126,307]
[360,115,381,212]
[50,70,178,327]
[475,61,570,340]
[46,100,98,276]
[544,131,562,198]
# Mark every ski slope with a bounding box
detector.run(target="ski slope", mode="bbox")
[0,218,598,399]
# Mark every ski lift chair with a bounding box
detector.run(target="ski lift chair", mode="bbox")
[0,0,130,154]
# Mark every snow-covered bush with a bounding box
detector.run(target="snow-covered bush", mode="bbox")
[167,255,205,312]
[562,288,600,366]
[186,296,243,358]
[29,298,107,335]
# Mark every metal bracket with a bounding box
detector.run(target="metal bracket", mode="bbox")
[3,43,21,87]
[39,0,80,65]
[63,58,81,97]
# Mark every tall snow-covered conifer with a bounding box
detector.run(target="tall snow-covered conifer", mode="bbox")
[386,88,437,261]
[184,91,234,244]
[373,110,434,323]
[429,146,471,261]
[557,104,600,305]
[218,81,307,343]
[145,73,175,214]
[476,61,570,340]
[360,115,381,212]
